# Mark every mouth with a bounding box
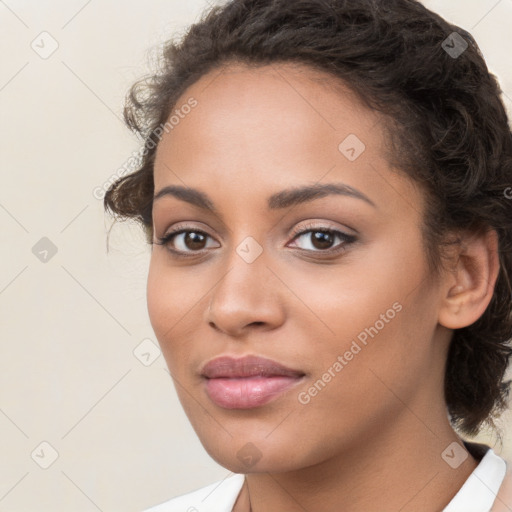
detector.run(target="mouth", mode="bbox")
[201,355,306,409]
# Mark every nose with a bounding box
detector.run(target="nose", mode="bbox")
[205,247,286,338]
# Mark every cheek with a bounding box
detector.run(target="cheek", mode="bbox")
[147,251,210,323]
[146,255,199,368]
[146,257,170,340]
[288,243,436,401]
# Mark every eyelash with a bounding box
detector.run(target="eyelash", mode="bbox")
[154,222,357,259]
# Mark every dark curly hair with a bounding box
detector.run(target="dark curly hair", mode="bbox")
[104,0,512,439]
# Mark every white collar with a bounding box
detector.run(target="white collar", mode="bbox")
[442,446,507,512]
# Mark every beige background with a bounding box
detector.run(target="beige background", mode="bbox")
[0,1,511,510]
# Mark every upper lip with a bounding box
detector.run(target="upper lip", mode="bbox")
[201,355,305,379]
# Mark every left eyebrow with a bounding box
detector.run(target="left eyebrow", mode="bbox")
[267,183,376,209]
[152,182,376,212]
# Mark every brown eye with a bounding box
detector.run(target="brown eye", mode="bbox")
[155,228,220,256]
[310,231,336,250]
[182,232,207,250]
[288,227,357,255]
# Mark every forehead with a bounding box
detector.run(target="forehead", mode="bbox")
[155,63,381,163]
[152,62,420,217]
[158,62,381,143]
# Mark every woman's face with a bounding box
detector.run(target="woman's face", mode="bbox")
[148,63,451,473]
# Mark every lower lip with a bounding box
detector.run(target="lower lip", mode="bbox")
[204,376,303,409]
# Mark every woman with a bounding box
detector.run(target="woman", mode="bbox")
[104,0,512,510]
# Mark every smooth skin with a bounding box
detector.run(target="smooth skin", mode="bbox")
[147,62,499,512]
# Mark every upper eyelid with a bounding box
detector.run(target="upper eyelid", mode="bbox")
[161,222,218,240]
[152,193,368,237]
[159,223,354,248]
[161,221,351,238]
[289,220,355,236]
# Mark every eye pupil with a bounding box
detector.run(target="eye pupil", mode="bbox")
[312,231,334,249]
[185,232,206,250]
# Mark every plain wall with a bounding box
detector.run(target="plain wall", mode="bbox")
[1,1,511,510]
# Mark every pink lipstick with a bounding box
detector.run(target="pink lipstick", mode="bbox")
[201,355,305,409]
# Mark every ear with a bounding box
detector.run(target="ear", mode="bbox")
[438,227,500,329]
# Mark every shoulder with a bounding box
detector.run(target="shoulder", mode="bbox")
[491,458,512,512]
[141,474,246,512]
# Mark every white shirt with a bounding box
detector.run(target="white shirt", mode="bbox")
[143,446,507,512]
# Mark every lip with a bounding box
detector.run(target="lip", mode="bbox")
[201,355,305,409]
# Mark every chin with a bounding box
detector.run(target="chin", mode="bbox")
[209,450,300,474]
[195,428,314,475]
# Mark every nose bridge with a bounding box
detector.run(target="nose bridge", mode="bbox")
[212,233,270,306]
[205,232,285,334]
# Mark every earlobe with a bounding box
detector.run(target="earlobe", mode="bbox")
[438,228,499,330]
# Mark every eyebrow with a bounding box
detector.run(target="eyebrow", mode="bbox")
[153,182,376,213]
